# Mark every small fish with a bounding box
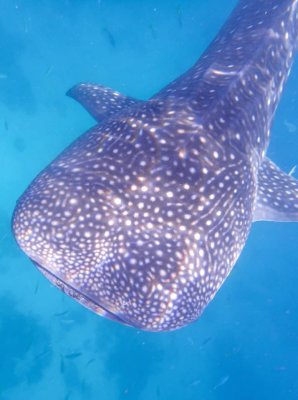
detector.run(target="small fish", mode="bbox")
[102,27,116,48]
[45,65,53,76]
[187,337,195,346]
[64,352,82,359]
[289,165,297,177]
[176,5,183,28]
[190,379,201,387]
[60,356,65,373]
[149,24,157,40]
[214,375,230,390]
[53,310,69,317]
[34,348,51,361]
[86,358,96,367]
[199,336,212,349]
[34,283,39,295]
[284,120,297,133]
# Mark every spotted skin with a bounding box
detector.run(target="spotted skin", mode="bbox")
[12,0,298,331]
[254,158,298,221]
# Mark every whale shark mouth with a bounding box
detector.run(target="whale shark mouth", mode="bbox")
[33,261,134,328]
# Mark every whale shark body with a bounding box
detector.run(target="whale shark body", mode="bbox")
[13,0,298,331]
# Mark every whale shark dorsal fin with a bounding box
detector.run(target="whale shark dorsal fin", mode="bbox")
[254,158,298,222]
[66,83,143,122]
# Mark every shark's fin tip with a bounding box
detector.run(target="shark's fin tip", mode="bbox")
[254,157,298,222]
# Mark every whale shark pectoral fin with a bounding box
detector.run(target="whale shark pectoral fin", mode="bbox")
[254,157,298,222]
[66,83,143,122]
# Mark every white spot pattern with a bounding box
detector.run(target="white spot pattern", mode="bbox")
[12,0,298,332]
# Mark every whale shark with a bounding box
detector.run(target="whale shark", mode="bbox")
[12,0,298,331]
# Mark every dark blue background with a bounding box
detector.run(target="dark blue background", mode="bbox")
[0,1,298,399]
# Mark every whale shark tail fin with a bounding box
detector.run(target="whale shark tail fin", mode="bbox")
[66,83,143,122]
[254,157,298,222]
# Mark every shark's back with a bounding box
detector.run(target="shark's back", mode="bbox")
[154,0,298,157]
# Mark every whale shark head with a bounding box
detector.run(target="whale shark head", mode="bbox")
[14,101,252,331]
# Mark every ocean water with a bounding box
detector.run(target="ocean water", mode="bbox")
[1,0,298,399]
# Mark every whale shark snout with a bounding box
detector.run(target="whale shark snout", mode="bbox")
[12,159,216,331]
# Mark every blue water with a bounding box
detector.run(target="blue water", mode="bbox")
[1,0,298,399]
